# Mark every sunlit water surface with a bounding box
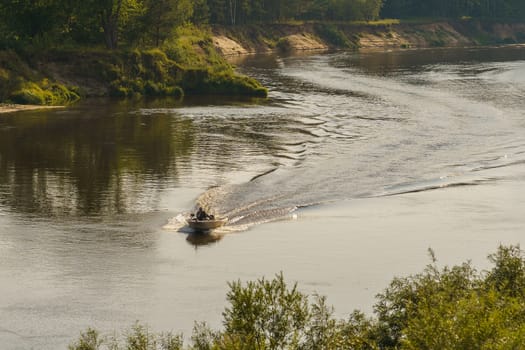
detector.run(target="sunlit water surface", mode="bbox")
[1,46,525,349]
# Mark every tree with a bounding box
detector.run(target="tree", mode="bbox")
[222,273,310,349]
[191,0,210,24]
[76,0,145,49]
[207,0,226,24]
[143,0,193,47]
[0,0,80,47]
[99,0,125,49]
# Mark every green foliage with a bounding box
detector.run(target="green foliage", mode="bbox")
[0,37,265,104]
[302,296,379,350]
[143,0,194,47]
[161,26,267,97]
[4,0,525,104]
[0,68,11,101]
[222,272,310,349]
[68,328,104,350]
[106,48,186,98]
[180,69,267,97]
[0,49,81,104]
[9,83,47,105]
[70,245,525,350]
[163,25,229,71]
[68,324,183,350]
[314,24,357,48]
[161,24,269,98]
[374,250,479,347]
[401,289,525,350]
[9,80,80,105]
[125,323,158,350]
[190,322,220,350]
[0,50,36,100]
[381,0,525,19]
[485,244,525,297]
[205,0,383,24]
[275,38,293,53]
[2,0,525,52]
[374,245,525,349]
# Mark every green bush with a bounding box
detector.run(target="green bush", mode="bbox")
[105,48,188,98]
[375,245,525,349]
[314,24,356,48]
[69,324,183,350]
[0,67,14,100]
[1,40,266,103]
[162,25,228,71]
[8,80,79,105]
[71,245,525,350]
[222,273,310,349]
[163,86,184,97]
[485,245,525,297]
[9,83,47,104]
[46,80,81,104]
[0,50,80,105]
[276,37,293,53]
[181,69,267,97]
[68,328,103,350]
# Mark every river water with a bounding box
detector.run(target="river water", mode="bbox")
[1,46,525,349]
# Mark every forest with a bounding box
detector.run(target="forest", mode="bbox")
[1,0,525,50]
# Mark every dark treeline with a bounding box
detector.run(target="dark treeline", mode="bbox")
[205,0,383,24]
[382,0,525,19]
[0,0,382,50]
[1,0,525,50]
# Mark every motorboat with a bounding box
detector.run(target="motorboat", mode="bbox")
[187,217,228,231]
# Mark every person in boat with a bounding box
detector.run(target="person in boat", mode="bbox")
[196,207,208,221]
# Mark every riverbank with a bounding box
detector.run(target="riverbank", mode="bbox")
[0,28,267,106]
[2,20,524,106]
[211,20,525,55]
[0,104,64,114]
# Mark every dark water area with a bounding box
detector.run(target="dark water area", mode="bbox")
[1,45,525,349]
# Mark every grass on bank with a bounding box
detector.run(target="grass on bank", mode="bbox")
[0,25,267,105]
[69,244,525,350]
[0,50,80,105]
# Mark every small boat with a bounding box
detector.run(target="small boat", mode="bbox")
[187,217,228,231]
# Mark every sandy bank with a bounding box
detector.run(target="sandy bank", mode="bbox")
[0,104,64,114]
[211,21,525,56]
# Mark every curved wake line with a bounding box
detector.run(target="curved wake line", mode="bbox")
[378,175,500,198]
[250,167,279,182]
[0,327,26,338]
[471,159,525,172]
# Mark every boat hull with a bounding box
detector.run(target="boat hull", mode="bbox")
[187,218,228,231]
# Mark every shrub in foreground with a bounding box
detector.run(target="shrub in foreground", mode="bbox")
[70,245,525,350]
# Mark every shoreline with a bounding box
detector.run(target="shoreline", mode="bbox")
[0,104,64,114]
[211,20,525,56]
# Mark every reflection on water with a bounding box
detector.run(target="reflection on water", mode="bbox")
[0,99,192,215]
[0,97,273,217]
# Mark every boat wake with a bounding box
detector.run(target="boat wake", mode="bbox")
[163,51,525,244]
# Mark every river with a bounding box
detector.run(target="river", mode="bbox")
[1,46,525,349]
